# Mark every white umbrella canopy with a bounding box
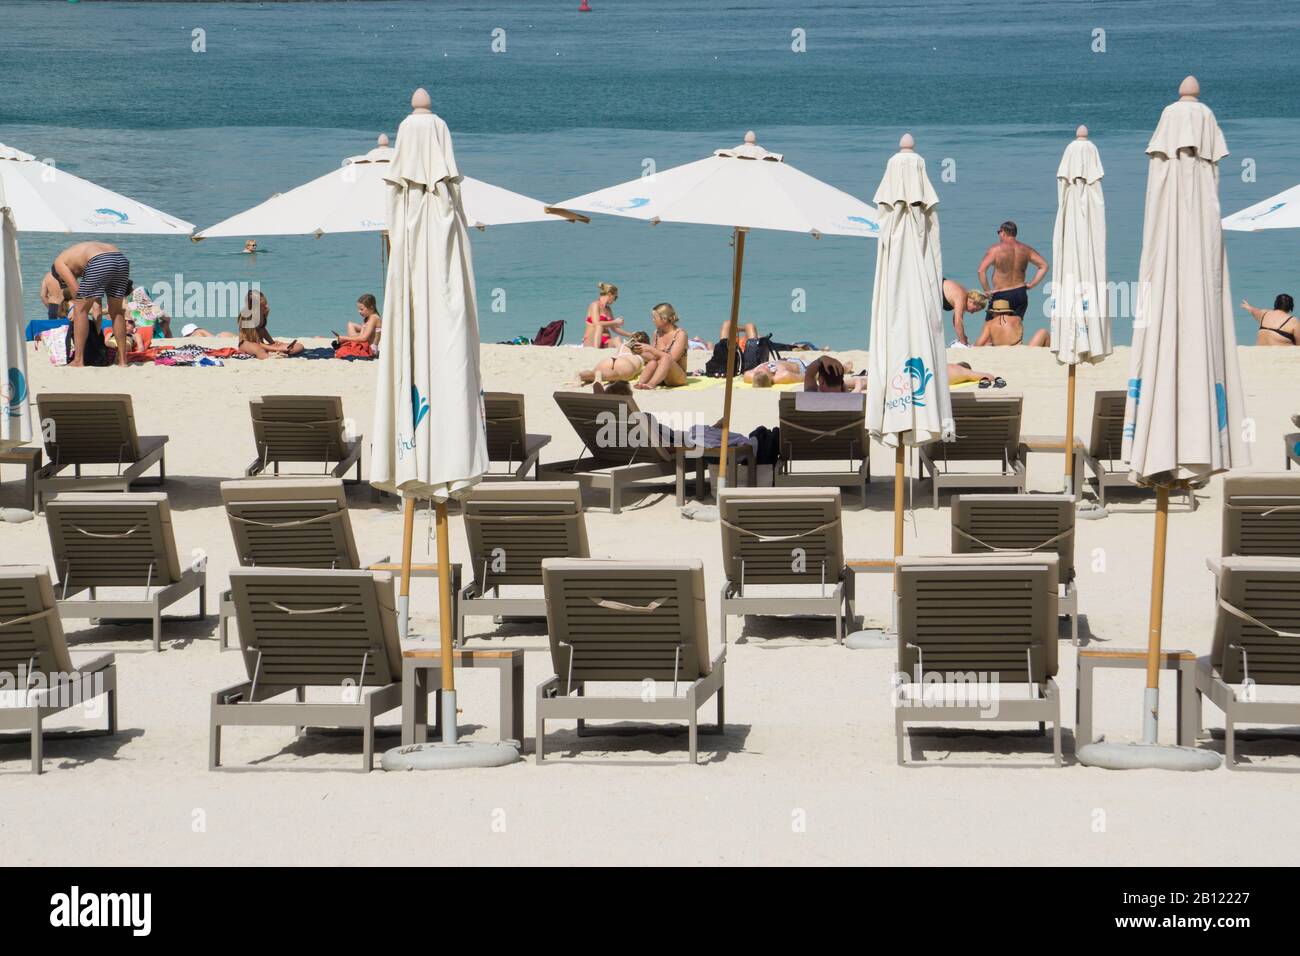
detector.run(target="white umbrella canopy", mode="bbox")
[195,136,582,237]
[558,131,878,490]
[559,132,880,237]
[866,136,952,449]
[1049,128,1111,366]
[0,143,193,234]
[1,178,32,453]
[1123,84,1247,487]
[1222,182,1300,231]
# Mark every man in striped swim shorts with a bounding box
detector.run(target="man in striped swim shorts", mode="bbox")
[52,241,133,367]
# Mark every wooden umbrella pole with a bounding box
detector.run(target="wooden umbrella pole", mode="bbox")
[1142,484,1171,744]
[893,444,905,588]
[435,500,456,694]
[716,227,747,488]
[1064,364,1077,488]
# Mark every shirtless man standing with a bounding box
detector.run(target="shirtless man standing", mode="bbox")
[976,221,1049,342]
[52,241,132,367]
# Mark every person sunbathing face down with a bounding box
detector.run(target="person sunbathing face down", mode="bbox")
[579,330,649,385]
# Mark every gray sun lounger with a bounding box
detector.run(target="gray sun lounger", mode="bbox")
[1215,473,1300,569]
[539,391,684,514]
[218,478,389,651]
[952,494,1079,645]
[245,395,363,484]
[536,558,725,764]
[457,481,588,646]
[0,566,118,774]
[210,567,403,772]
[718,486,853,644]
[894,553,1062,766]
[1195,556,1300,769]
[45,492,207,652]
[483,392,552,479]
[775,391,870,503]
[1082,389,1195,511]
[33,393,167,511]
[917,392,1026,508]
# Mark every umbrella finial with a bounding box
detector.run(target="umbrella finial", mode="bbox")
[377,133,390,147]
[899,132,915,151]
[744,130,756,145]
[411,88,433,114]
[1076,125,1088,139]
[1179,75,1200,100]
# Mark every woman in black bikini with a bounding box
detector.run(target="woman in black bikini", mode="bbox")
[633,302,688,388]
[1241,294,1298,347]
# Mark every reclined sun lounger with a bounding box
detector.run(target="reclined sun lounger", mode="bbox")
[33,393,167,511]
[210,567,403,772]
[952,494,1079,645]
[894,553,1062,766]
[775,391,870,503]
[483,392,552,479]
[245,395,362,484]
[718,486,853,643]
[1195,556,1300,769]
[536,558,725,764]
[458,481,588,645]
[917,392,1026,508]
[45,492,206,652]
[218,478,387,650]
[0,566,118,774]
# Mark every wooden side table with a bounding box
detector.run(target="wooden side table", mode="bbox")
[1076,647,1199,749]
[1018,434,1086,500]
[401,648,525,748]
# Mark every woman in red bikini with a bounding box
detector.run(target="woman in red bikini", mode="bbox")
[583,281,629,347]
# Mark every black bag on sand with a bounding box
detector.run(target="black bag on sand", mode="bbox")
[748,425,781,465]
[741,333,782,372]
[65,321,113,367]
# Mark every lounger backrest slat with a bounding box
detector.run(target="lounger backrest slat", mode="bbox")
[1212,557,1300,685]
[228,568,400,689]
[939,394,1023,463]
[251,396,349,463]
[777,393,867,463]
[719,488,843,585]
[0,567,74,676]
[37,393,140,465]
[222,478,359,569]
[1087,390,1128,462]
[553,391,667,467]
[1222,474,1300,559]
[896,555,1058,682]
[483,392,528,461]
[542,559,709,684]
[463,482,588,587]
[952,494,1075,585]
[45,493,183,587]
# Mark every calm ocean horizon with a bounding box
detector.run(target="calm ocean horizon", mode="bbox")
[2,0,1297,347]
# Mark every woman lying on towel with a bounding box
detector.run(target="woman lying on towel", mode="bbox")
[237,291,303,359]
[577,331,649,384]
[745,355,866,392]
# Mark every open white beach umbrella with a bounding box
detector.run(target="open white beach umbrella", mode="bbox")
[1049,127,1111,493]
[857,135,951,646]
[558,131,879,489]
[1223,182,1300,231]
[0,143,193,235]
[1081,78,1246,771]
[195,136,584,237]
[1,178,31,454]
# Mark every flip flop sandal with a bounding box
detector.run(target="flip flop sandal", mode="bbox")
[993,377,1007,388]
[978,378,991,388]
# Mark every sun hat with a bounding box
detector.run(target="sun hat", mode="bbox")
[989,299,1016,314]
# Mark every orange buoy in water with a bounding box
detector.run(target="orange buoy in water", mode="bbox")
[579,0,591,10]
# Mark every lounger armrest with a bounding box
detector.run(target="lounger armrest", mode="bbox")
[212,680,254,706]
[1205,556,1223,576]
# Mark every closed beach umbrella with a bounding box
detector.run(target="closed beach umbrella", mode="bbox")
[1049,126,1111,493]
[1081,77,1246,771]
[859,134,951,645]
[195,136,584,238]
[0,143,193,235]
[371,89,516,770]
[1,179,31,453]
[1222,182,1300,231]
[558,131,879,491]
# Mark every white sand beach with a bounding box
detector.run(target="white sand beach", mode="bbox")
[1,341,1298,866]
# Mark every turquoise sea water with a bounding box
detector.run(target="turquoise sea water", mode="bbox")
[1,0,1297,347]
